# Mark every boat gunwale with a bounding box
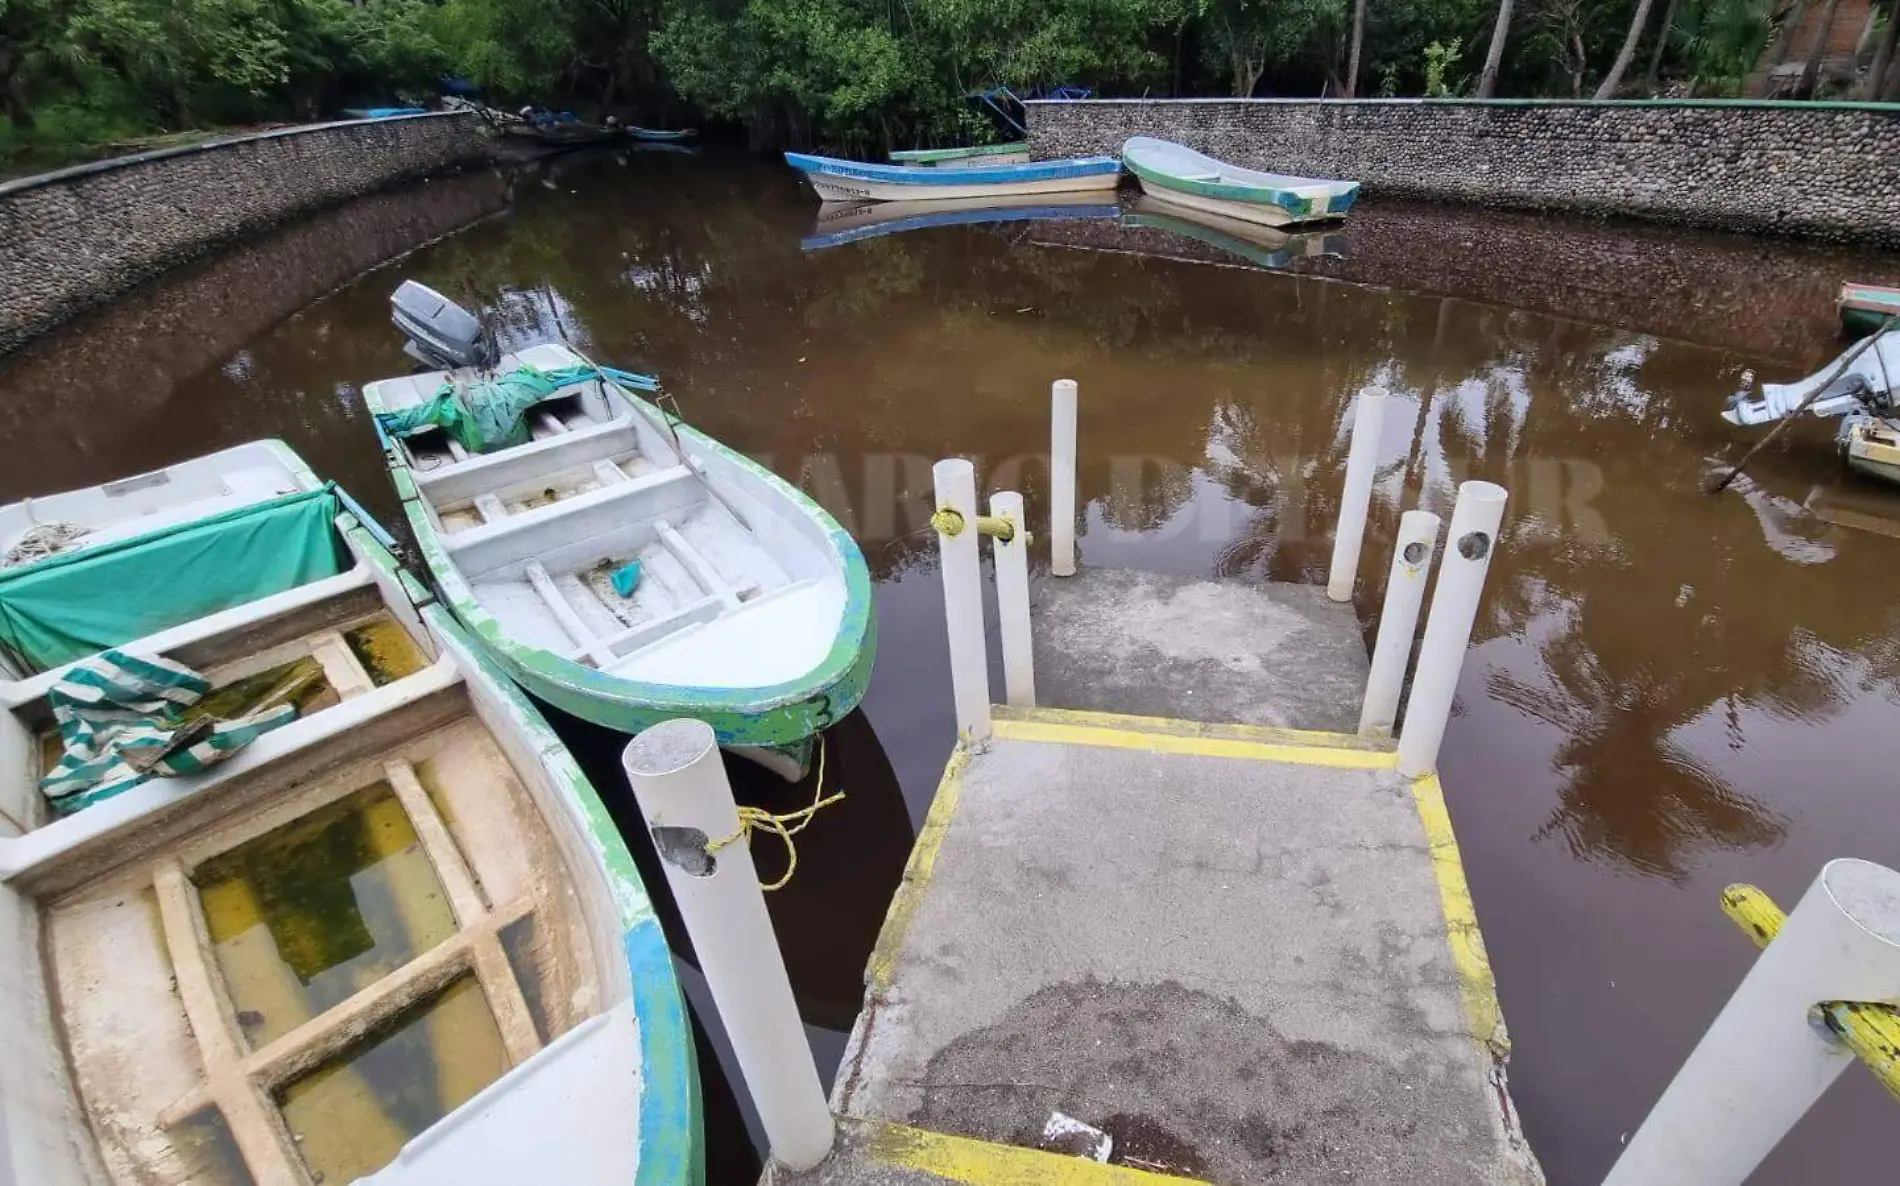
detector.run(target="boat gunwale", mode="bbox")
[888,141,1029,163]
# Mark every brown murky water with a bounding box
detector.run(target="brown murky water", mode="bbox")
[8,147,1900,1184]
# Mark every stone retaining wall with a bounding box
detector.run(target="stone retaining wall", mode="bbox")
[1029,198,1900,364]
[1027,99,1900,245]
[0,112,492,355]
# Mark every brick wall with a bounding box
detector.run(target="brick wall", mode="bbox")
[0,112,493,355]
[1028,98,1900,245]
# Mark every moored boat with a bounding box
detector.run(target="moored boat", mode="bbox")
[0,448,702,1186]
[1838,281,1900,337]
[363,310,874,780]
[1841,412,1900,486]
[627,126,697,142]
[803,192,1121,250]
[889,141,1030,166]
[783,151,1121,203]
[1121,136,1359,228]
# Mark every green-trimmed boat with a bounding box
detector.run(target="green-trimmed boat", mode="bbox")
[890,141,1030,166]
[1122,135,1359,228]
[1839,282,1900,337]
[363,341,875,780]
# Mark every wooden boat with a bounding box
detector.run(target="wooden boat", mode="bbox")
[0,445,701,1186]
[783,151,1121,203]
[1123,195,1351,269]
[889,142,1030,167]
[1121,136,1359,228]
[362,342,874,779]
[803,192,1121,250]
[1838,282,1900,337]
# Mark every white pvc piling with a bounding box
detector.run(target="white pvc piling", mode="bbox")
[1395,481,1507,778]
[990,490,1036,707]
[1327,387,1388,602]
[1358,509,1441,738]
[1603,859,1900,1186]
[934,459,992,741]
[621,720,835,1171]
[1051,379,1079,578]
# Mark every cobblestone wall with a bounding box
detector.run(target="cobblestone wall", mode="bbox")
[0,112,492,354]
[1027,99,1900,245]
[1029,197,1900,364]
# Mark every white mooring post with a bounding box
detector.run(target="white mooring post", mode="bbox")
[990,490,1036,707]
[1051,378,1079,578]
[1603,859,1900,1186]
[621,719,835,1171]
[1327,386,1388,603]
[934,458,992,741]
[1395,481,1507,778]
[1358,508,1442,739]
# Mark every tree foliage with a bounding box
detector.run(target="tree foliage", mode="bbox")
[0,0,1859,160]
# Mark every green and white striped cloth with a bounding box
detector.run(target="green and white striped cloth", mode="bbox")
[41,650,297,814]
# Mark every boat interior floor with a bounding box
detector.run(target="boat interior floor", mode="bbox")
[387,366,841,688]
[14,587,599,1186]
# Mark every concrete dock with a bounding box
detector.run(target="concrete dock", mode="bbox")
[770,567,1541,1185]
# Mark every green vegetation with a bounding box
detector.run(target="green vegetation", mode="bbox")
[0,0,1890,165]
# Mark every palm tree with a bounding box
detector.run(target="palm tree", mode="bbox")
[1597,0,1662,95]
[1477,0,1516,95]
[1346,0,1370,96]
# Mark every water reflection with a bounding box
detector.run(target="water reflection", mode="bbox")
[10,149,1900,1183]
[802,194,1121,251]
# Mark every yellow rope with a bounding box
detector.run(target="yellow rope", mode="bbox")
[1722,883,1900,1103]
[705,735,844,891]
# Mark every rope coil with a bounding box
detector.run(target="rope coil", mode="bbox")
[705,735,844,891]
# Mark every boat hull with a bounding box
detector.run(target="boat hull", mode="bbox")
[369,353,877,760]
[785,151,1122,203]
[1844,415,1900,487]
[627,127,697,142]
[1132,175,1315,228]
[1840,283,1900,337]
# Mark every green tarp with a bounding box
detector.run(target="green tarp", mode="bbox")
[375,363,599,454]
[0,488,348,674]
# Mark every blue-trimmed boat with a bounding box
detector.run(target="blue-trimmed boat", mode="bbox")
[628,126,697,142]
[783,151,1121,203]
[803,193,1121,250]
[1122,136,1358,228]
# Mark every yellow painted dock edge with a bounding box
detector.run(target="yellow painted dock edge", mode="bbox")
[866,744,970,995]
[991,703,1394,752]
[990,714,1399,770]
[852,1118,1210,1185]
[1407,772,1509,1054]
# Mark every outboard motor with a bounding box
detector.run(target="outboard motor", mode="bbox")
[1722,329,1900,428]
[390,280,496,371]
